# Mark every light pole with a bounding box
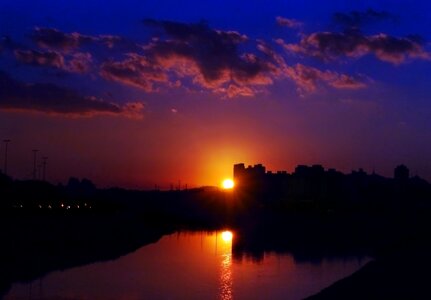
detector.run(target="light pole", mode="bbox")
[3,139,10,176]
[38,163,42,180]
[32,149,39,180]
[42,157,48,181]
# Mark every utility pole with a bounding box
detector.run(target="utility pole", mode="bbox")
[38,164,42,180]
[42,157,48,181]
[3,139,10,176]
[32,149,39,180]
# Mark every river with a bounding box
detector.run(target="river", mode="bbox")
[5,230,368,300]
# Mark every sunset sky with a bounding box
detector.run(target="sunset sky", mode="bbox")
[1,0,430,188]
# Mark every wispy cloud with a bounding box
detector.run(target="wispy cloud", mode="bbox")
[332,8,398,29]
[14,49,92,73]
[100,54,168,92]
[14,49,65,68]
[32,27,91,51]
[278,29,429,64]
[276,16,303,29]
[285,63,366,93]
[32,27,134,52]
[0,71,143,118]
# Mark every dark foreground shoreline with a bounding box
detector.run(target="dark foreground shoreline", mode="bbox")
[305,224,431,300]
[0,208,376,298]
[306,243,431,300]
[0,211,175,298]
[1,172,431,299]
[3,207,431,299]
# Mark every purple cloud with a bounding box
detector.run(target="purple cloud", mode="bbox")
[14,49,92,73]
[32,27,133,52]
[332,8,398,29]
[14,49,65,68]
[278,29,429,64]
[7,21,374,99]
[285,64,366,93]
[100,54,168,92]
[32,27,90,51]
[276,16,303,28]
[0,71,143,118]
[100,20,282,97]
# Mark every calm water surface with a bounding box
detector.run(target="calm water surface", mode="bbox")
[6,231,368,300]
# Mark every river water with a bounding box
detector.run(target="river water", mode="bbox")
[5,230,368,300]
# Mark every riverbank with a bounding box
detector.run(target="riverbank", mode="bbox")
[306,225,431,299]
[0,210,175,297]
[1,178,430,299]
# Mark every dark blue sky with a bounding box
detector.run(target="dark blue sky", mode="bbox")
[1,0,430,188]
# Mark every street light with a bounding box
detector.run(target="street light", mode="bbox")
[42,157,48,181]
[3,139,10,176]
[32,149,39,180]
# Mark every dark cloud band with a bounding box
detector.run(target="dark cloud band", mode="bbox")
[0,71,143,117]
[278,29,429,64]
[333,8,398,29]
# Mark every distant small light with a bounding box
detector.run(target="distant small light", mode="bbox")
[61,203,64,208]
[66,206,70,209]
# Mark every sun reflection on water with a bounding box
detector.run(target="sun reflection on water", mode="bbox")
[219,230,233,300]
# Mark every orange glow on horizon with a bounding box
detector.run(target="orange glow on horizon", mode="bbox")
[222,179,234,189]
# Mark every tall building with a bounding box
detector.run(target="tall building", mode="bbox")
[233,163,267,191]
[394,165,409,181]
[233,163,246,180]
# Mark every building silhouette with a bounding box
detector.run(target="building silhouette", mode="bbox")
[233,162,428,207]
[394,164,409,181]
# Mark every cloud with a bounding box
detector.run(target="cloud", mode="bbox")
[329,74,367,89]
[143,19,266,84]
[278,29,429,64]
[9,21,373,98]
[100,20,367,97]
[14,49,92,73]
[100,19,283,97]
[100,53,168,92]
[0,71,143,117]
[285,64,366,93]
[32,27,90,51]
[219,84,256,98]
[67,52,93,73]
[333,8,398,28]
[32,27,133,52]
[14,49,65,68]
[276,16,303,28]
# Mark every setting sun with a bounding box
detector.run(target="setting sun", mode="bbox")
[222,179,234,189]
[221,230,233,242]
